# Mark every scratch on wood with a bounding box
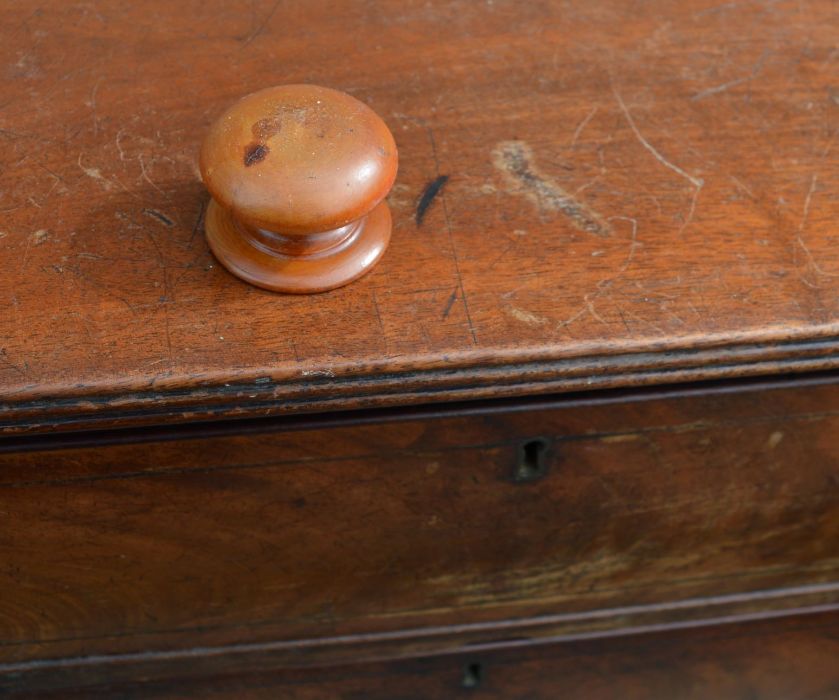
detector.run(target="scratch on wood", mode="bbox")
[428,126,478,345]
[558,216,640,330]
[793,172,826,286]
[143,208,175,227]
[691,50,768,101]
[799,174,818,231]
[189,198,208,245]
[241,0,283,48]
[83,76,104,136]
[371,290,386,343]
[570,106,598,146]
[77,154,114,190]
[613,88,703,234]
[115,128,127,161]
[491,141,611,237]
[795,234,839,286]
[416,175,449,226]
[613,89,703,189]
[729,174,757,201]
[679,185,703,236]
[138,154,166,196]
[693,75,751,101]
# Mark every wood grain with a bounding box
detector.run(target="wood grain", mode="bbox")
[11,610,839,699]
[2,377,839,691]
[1,0,837,431]
[29,614,839,700]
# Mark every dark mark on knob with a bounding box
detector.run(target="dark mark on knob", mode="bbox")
[244,142,269,167]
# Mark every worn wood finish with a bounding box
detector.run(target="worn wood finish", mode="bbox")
[2,1,838,696]
[1,0,837,431]
[9,610,839,699]
[2,377,839,691]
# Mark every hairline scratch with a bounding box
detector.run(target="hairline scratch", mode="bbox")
[613,87,703,234]
[612,88,703,189]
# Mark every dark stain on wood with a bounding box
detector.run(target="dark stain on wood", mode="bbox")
[1,0,837,433]
[416,174,449,226]
[492,141,611,237]
[2,3,839,694]
[441,288,458,319]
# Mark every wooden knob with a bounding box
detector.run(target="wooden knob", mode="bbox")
[200,85,398,293]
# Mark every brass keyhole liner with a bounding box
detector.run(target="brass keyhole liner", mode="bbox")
[199,85,398,293]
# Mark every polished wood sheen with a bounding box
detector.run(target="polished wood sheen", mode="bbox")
[0,0,836,433]
[1,0,838,697]
[200,85,398,292]
[2,377,839,694]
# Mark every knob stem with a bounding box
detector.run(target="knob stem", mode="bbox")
[205,198,390,294]
[247,219,361,258]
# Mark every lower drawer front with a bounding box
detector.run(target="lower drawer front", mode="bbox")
[1,378,839,691]
[13,609,839,699]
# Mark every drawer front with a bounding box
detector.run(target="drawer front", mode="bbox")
[1,379,839,690]
[17,609,839,700]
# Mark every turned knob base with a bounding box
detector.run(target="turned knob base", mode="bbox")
[205,199,391,293]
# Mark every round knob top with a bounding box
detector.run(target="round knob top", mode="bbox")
[199,84,398,235]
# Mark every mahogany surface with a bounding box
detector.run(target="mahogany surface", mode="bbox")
[0,0,837,432]
[1,1,838,697]
[14,611,839,699]
[2,377,839,694]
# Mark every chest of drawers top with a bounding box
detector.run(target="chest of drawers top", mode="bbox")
[1,0,836,434]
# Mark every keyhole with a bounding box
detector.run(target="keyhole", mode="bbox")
[461,661,483,689]
[514,437,551,482]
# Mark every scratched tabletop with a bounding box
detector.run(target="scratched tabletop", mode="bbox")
[0,0,837,432]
